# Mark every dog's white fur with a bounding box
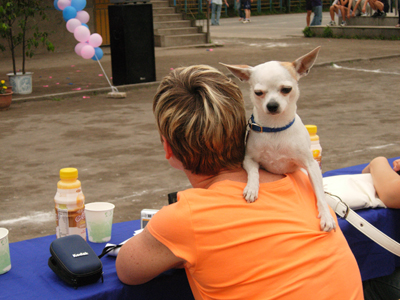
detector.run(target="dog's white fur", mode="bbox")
[221,47,336,232]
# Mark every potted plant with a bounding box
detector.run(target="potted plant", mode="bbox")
[0,0,54,94]
[0,80,13,110]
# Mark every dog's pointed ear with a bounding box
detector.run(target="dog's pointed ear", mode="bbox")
[292,46,321,79]
[220,63,253,82]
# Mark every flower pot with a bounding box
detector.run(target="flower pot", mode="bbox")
[7,72,33,95]
[0,92,13,111]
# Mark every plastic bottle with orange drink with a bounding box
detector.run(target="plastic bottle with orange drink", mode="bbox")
[305,125,322,170]
[54,168,86,240]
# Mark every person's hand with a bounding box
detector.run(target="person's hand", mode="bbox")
[351,11,355,17]
[393,159,400,172]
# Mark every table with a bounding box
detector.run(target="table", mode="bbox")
[1,158,399,299]
[2,220,194,300]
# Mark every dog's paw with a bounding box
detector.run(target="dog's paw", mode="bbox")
[319,212,337,232]
[243,184,259,203]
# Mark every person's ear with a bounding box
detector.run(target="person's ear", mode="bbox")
[162,136,173,160]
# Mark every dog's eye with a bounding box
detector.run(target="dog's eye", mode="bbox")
[254,91,264,97]
[281,87,292,95]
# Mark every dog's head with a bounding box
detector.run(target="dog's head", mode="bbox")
[221,47,320,121]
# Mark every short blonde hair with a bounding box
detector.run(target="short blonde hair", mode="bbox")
[153,65,246,175]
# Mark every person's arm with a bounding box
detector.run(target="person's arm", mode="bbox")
[362,0,369,12]
[116,227,185,285]
[362,157,400,208]
[352,0,362,13]
[348,0,353,17]
[225,0,229,6]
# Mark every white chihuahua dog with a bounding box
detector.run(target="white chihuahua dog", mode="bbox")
[222,47,336,232]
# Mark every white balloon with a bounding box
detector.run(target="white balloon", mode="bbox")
[74,25,90,43]
[81,45,95,59]
[88,33,103,48]
[58,0,71,10]
[66,18,81,33]
[76,10,90,24]
[74,42,87,56]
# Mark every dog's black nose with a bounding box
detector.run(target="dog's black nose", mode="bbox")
[267,102,279,113]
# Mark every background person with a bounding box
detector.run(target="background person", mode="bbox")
[242,0,253,23]
[310,0,323,25]
[362,157,400,208]
[210,0,229,25]
[306,0,313,26]
[328,0,341,25]
[116,65,364,300]
[365,0,386,16]
[237,0,245,21]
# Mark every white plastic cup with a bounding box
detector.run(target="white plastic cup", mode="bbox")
[85,202,115,243]
[0,228,11,274]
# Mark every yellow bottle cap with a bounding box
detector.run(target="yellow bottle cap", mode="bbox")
[305,125,317,135]
[60,168,78,179]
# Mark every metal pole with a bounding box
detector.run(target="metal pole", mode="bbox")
[207,0,210,43]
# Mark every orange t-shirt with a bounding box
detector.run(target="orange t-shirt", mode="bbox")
[147,170,364,300]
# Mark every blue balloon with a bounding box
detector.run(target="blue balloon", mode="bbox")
[63,6,77,22]
[71,0,86,11]
[81,23,89,29]
[54,0,61,11]
[91,47,104,61]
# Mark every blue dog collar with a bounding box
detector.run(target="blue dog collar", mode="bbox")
[248,114,295,133]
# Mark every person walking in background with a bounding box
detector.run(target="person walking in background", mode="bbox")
[237,0,245,21]
[242,0,253,23]
[310,0,323,25]
[397,0,400,26]
[210,0,229,25]
[306,0,313,26]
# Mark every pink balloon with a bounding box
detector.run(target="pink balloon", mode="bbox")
[74,25,90,43]
[81,45,95,59]
[58,0,71,10]
[88,33,102,48]
[66,18,81,33]
[76,10,90,24]
[74,42,87,56]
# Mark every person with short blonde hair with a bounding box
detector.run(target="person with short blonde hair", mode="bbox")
[153,65,246,176]
[116,65,364,300]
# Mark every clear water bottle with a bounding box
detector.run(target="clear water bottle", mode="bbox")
[54,168,86,240]
[305,125,322,170]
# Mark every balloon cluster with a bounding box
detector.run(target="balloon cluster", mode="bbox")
[54,0,104,60]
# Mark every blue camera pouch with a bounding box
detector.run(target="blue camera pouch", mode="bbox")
[48,235,103,288]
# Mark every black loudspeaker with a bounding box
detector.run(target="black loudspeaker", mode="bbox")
[108,4,156,86]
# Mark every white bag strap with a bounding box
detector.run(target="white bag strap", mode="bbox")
[325,192,400,257]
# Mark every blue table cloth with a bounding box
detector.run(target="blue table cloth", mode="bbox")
[1,157,399,299]
[1,220,193,300]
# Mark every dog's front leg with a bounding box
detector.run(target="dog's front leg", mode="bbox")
[306,161,337,232]
[243,155,260,203]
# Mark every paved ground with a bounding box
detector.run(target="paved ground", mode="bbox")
[1,13,400,243]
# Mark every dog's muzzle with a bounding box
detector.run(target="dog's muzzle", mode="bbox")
[267,101,279,114]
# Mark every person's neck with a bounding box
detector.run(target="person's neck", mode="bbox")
[184,167,286,189]
[184,167,248,189]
